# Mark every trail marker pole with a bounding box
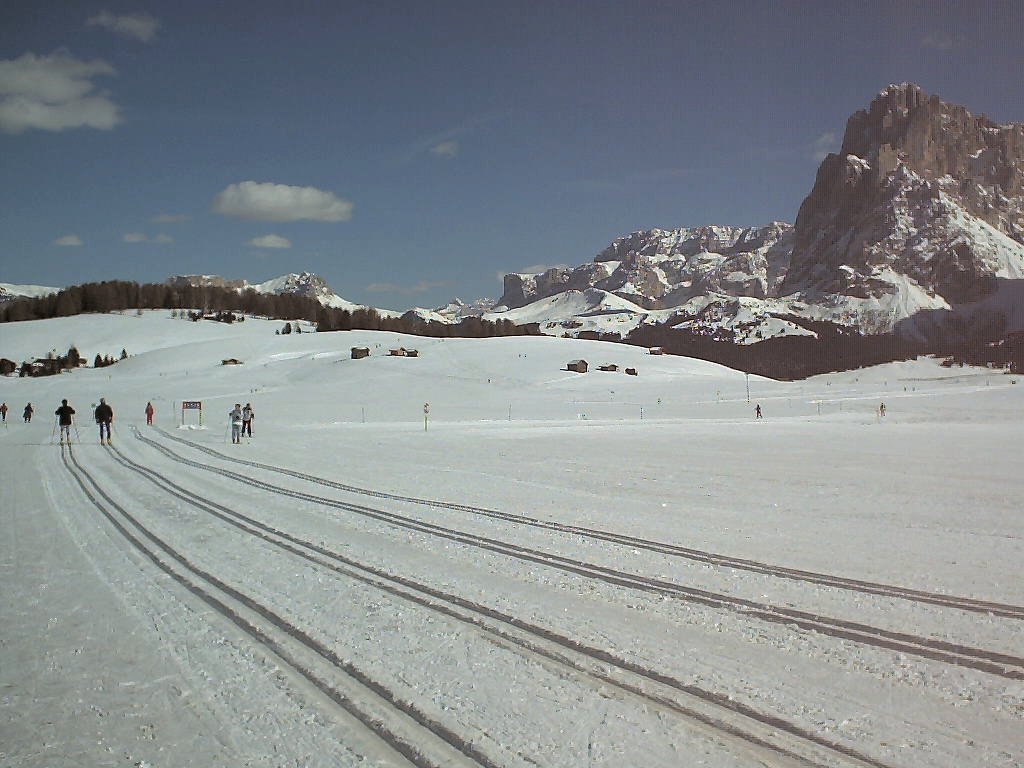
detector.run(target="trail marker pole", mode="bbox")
[423,402,430,432]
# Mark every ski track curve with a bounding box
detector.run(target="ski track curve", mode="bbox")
[98,433,899,768]
[151,427,1024,620]
[140,427,1024,682]
[59,443,502,768]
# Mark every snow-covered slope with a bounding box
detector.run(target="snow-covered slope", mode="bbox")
[0,310,1021,768]
[168,271,369,311]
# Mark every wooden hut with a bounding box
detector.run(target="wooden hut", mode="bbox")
[625,367,638,376]
[351,347,370,359]
[597,364,619,372]
[221,358,244,365]
[567,359,588,373]
[648,347,664,355]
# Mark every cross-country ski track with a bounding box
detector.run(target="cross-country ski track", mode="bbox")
[28,424,1022,768]
[66,436,887,768]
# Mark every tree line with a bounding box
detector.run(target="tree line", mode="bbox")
[0,279,537,340]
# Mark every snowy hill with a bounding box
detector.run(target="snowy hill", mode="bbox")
[0,311,1019,768]
[0,282,59,302]
[167,271,369,312]
[0,309,1021,768]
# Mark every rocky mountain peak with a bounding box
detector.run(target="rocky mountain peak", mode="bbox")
[783,84,1024,301]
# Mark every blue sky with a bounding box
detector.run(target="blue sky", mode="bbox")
[1,1,1022,310]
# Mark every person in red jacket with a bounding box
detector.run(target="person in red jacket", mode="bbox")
[145,401,155,425]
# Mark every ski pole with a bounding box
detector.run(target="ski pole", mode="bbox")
[51,417,58,443]
[72,417,80,443]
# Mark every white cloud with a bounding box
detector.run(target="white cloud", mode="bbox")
[151,213,188,223]
[249,234,291,249]
[87,11,160,42]
[810,131,838,162]
[212,181,353,222]
[430,140,459,159]
[124,232,172,244]
[54,234,83,246]
[0,51,120,134]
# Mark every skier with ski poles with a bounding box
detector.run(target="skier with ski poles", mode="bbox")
[23,403,33,423]
[54,399,76,445]
[242,403,254,438]
[145,401,155,426]
[0,402,7,426]
[228,404,243,444]
[95,398,114,445]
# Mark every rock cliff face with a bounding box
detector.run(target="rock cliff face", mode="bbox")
[492,83,1024,345]
[783,83,1024,301]
[498,223,794,311]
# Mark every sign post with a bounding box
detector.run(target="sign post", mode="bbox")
[181,400,203,427]
[423,402,430,432]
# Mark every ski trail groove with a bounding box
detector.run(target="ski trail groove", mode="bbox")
[152,427,1024,620]
[59,444,499,768]
[141,429,1024,681]
[110,432,896,768]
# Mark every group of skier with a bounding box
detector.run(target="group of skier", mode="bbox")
[51,397,115,444]
[0,397,257,445]
[228,403,255,444]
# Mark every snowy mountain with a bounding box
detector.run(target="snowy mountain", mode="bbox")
[490,84,1024,346]
[403,297,498,324]
[0,282,60,303]
[167,271,365,311]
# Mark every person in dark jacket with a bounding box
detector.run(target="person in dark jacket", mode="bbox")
[95,397,114,444]
[145,401,155,425]
[55,399,76,444]
[23,403,33,423]
[0,402,8,423]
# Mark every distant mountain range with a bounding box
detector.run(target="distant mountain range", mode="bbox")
[487,83,1024,347]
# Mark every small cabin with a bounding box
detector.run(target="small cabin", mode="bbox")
[351,347,370,359]
[389,347,408,357]
[221,358,244,366]
[405,349,419,358]
[648,347,664,355]
[0,358,16,376]
[625,367,638,376]
[567,359,588,373]
[597,364,619,372]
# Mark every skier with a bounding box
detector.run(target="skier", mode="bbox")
[55,399,76,444]
[94,397,114,445]
[228,403,243,444]
[755,403,762,419]
[878,402,886,419]
[242,403,254,438]
[145,401,155,426]
[23,403,33,423]
[0,402,7,423]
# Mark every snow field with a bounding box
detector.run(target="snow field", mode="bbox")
[1,311,1022,767]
